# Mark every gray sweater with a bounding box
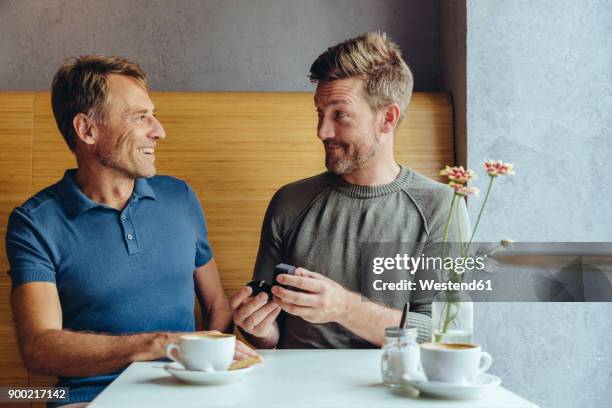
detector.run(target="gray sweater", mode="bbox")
[253,165,468,347]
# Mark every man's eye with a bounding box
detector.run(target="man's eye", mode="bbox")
[335,111,347,119]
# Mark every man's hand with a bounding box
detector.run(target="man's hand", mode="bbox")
[234,336,261,360]
[230,287,281,339]
[132,330,259,362]
[198,330,260,361]
[272,267,354,324]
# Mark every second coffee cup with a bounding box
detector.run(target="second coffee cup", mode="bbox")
[419,342,492,384]
[166,333,235,372]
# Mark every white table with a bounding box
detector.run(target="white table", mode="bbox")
[89,350,538,407]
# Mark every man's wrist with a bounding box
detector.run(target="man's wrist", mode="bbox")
[336,289,359,326]
[130,332,172,363]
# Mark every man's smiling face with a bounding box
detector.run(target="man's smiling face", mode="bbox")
[93,74,166,179]
[314,77,382,175]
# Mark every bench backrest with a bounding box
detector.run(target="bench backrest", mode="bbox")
[0,91,453,392]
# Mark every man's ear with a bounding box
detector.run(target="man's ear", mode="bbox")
[73,113,98,146]
[380,103,401,134]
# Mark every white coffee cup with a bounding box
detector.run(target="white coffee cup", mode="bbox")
[166,333,235,372]
[419,342,492,384]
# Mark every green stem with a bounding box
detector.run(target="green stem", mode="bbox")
[441,301,454,334]
[455,200,465,276]
[437,289,461,336]
[455,202,471,284]
[437,301,450,336]
[463,176,495,257]
[441,194,458,265]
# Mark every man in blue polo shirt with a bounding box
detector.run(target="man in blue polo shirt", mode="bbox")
[5,55,258,407]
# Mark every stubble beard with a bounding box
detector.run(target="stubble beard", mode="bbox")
[325,132,381,175]
[95,143,155,180]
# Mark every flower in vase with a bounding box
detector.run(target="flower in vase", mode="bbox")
[440,165,476,184]
[484,160,515,177]
[449,181,480,197]
[434,160,516,343]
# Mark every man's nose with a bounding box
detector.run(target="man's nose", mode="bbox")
[317,117,334,141]
[149,116,166,140]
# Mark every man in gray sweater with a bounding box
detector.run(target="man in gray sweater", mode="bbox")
[230,32,468,348]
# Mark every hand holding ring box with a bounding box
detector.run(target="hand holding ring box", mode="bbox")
[246,263,297,298]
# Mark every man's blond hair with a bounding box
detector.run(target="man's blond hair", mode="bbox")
[309,32,413,121]
[51,55,148,151]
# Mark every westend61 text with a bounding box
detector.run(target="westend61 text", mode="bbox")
[372,279,493,292]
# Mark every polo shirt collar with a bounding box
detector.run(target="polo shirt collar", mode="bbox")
[58,169,157,219]
[133,177,157,200]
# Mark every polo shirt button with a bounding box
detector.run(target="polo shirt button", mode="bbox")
[127,234,133,240]
[121,215,127,221]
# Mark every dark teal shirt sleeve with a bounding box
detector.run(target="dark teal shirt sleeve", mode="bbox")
[185,182,213,268]
[6,207,56,290]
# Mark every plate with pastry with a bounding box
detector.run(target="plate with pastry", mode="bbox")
[164,356,261,385]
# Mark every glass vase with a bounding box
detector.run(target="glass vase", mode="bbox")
[431,290,474,343]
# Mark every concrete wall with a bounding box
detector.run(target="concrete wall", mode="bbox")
[0,0,441,91]
[466,1,612,407]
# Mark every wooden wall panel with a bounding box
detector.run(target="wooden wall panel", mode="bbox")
[152,93,324,292]
[32,93,76,192]
[1,91,453,395]
[0,93,34,391]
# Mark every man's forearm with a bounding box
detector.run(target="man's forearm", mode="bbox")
[204,296,233,333]
[336,292,431,347]
[21,329,176,377]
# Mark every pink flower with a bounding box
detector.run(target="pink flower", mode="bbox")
[449,181,480,197]
[439,165,476,184]
[483,160,515,177]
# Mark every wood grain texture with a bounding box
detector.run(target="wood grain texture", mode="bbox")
[32,93,76,192]
[0,91,453,394]
[0,93,34,391]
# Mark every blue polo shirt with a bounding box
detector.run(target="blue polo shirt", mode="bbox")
[5,169,213,405]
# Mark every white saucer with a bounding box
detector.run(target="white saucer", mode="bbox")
[403,373,501,400]
[164,362,254,385]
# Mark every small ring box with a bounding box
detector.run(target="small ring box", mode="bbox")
[246,280,273,297]
[275,263,301,291]
[274,263,296,280]
[247,263,296,297]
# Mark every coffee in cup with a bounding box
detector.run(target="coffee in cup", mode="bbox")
[419,342,492,384]
[166,333,235,372]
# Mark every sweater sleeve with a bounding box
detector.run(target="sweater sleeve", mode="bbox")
[252,189,287,282]
[406,311,433,344]
[252,174,330,282]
